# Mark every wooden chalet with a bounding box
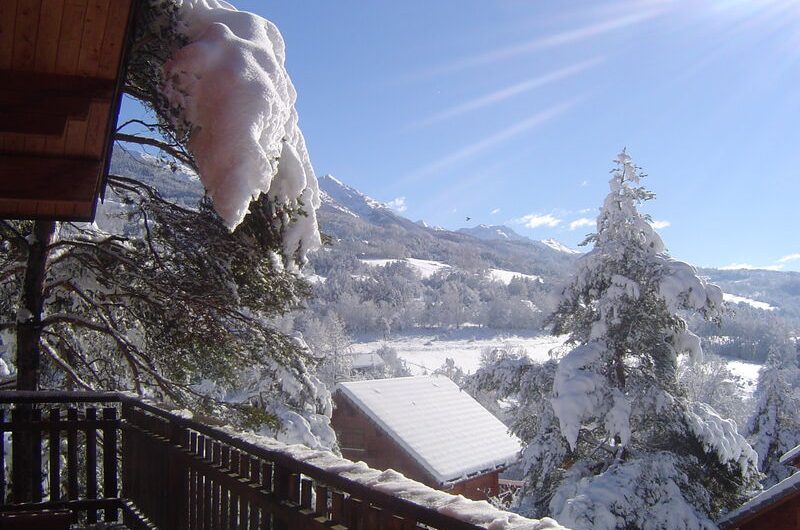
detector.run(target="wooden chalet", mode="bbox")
[332,375,521,501]
[0,0,137,220]
[718,444,800,530]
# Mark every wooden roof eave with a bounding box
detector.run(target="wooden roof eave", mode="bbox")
[0,0,142,221]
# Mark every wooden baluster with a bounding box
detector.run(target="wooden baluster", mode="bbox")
[314,485,328,520]
[169,422,189,530]
[0,409,5,504]
[346,497,362,530]
[261,462,272,492]
[120,401,134,529]
[288,473,301,504]
[385,514,405,530]
[11,406,29,502]
[30,408,42,502]
[239,454,249,529]
[197,436,206,530]
[203,437,213,530]
[212,442,221,530]
[300,479,313,511]
[272,464,290,530]
[364,504,380,530]
[67,407,78,501]
[190,432,198,530]
[86,408,98,524]
[220,445,230,530]
[48,408,60,503]
[102,407,119,522]
[331,491,345,527]
[260,462,273,530]
[229,449,240,530]
[249,458,260,529]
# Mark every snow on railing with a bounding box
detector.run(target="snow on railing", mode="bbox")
[0,391,568,530]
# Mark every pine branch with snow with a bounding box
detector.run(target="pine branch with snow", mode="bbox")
[746,341,800,488]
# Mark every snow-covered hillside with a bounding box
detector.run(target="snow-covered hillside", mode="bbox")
[723,293,776,311]
[458,224,531,243]
[318,174,390,218]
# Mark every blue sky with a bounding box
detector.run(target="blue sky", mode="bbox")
[128,1,800,271]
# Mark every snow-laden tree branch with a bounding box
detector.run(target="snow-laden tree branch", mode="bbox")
[0,0,335,450]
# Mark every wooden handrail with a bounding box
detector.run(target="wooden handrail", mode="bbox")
[0,391,518,530]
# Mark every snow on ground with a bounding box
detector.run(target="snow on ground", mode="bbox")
[722,293,776,311]
[361,258,451,279]
[349,329,566,375]
[488,269,543,285]
[726,359,762,396]
[348,329,762,399]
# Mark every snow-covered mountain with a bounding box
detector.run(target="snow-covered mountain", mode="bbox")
[541,239,580,254]
[318,174,390,219]
[315,175,579,281]
[457,224,531,243]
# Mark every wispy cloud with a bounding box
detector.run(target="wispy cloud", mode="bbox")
[569,218,594,231]
[401,99,580,183]
[386,197,407,212]
[650,220,671,230]
[410,58,603,129]
[419,11,663,77]
[490,208,501,215]
[778,253,800,263]
[516,213,562,229]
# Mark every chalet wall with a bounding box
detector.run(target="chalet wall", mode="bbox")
[738,496,799,530]
[448,472,500,499]
[332,391,500,501]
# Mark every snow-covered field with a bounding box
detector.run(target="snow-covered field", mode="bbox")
[361,258,450,279]
[488,268,543,285]
[726,359,763,395]
[722,293,776,311]
[350,328,566,375]
[349,329,762,393]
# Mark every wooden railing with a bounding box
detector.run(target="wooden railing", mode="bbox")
[0,391,504,530]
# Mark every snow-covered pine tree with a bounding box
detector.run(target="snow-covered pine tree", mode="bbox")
[746,340,800,488]
[523,151,759,529]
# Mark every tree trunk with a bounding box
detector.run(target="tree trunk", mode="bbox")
[16,220,55,391]
[12,220,54,503]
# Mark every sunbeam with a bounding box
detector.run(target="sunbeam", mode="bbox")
[415,10,664,79]
[408,57,604,130]
[399,98,582,184]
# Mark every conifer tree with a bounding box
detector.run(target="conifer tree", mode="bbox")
[472,151,760,530]
[0,0,334,448]
[746,340,800,488]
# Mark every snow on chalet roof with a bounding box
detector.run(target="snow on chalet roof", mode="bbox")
[718,472,800,529]
[337,375,521,485]
[780,443,800,465]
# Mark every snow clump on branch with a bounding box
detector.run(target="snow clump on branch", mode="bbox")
[162,0,321,268]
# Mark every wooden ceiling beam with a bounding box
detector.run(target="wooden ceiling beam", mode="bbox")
[0,154,101,202]
[0,70,116,98]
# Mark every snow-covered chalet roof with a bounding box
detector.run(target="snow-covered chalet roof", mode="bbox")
[779,443,800,466]
[337,375,521,485]
[718,472,800,529]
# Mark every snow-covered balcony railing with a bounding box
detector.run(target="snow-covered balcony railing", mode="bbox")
[0,391,565,530]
